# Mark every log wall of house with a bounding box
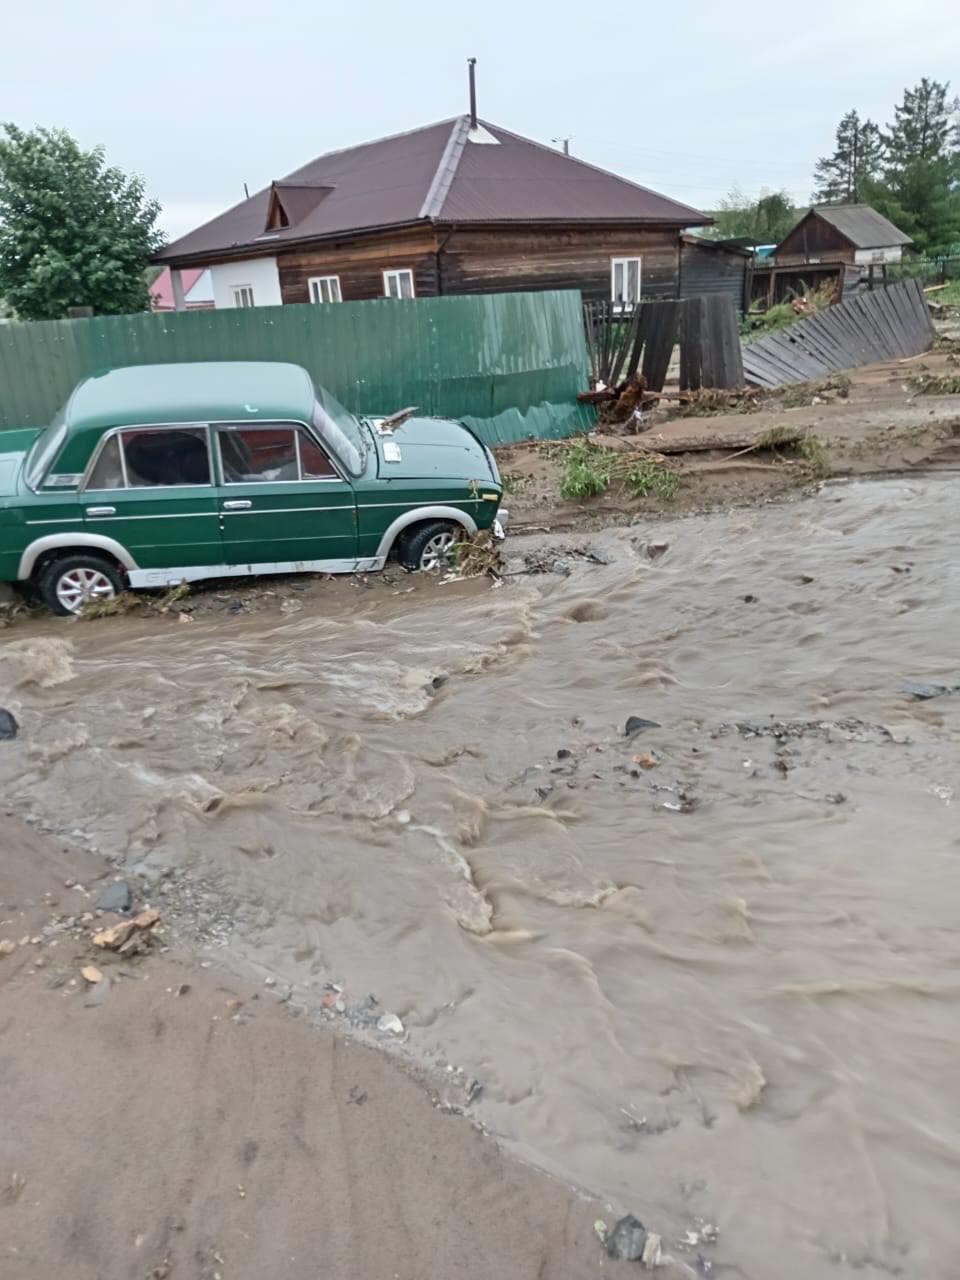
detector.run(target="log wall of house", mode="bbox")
[436,226,681,301]
[277,228,441,304]
[273,223,684,304]
[775,216,854,266]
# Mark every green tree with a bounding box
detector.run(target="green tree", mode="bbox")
[871,78,960,254]
[712,186,797,243]
[813,110,884,203]
[0,124,163,321]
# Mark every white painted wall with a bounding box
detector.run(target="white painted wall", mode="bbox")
[209,257,282,308]
[854,246,904,265]
[185,269,214,306]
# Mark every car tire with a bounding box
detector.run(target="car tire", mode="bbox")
[397,521,461,572]
[38,554,125,616]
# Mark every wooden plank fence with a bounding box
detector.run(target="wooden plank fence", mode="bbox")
[584,295,744,393]
[742,279,933,389]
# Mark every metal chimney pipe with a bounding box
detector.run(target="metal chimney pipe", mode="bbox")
[468,58,478,129]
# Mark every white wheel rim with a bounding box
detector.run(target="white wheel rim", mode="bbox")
[419,531,456,571]
[56,568,116,613]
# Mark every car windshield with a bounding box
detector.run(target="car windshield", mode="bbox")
[24,418,67,490]
[312,384,366,478]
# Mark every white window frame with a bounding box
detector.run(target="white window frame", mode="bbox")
[610,257,642,309]
[308,275,343,304]
[232,285,256,308]
[383,268,415,300]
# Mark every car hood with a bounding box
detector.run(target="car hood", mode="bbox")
[0,429,41,498]
[368,416,497,483]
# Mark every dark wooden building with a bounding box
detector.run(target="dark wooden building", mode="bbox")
[155,116,711,310]
[679,235,753,314]
[773,204,912,267]
[751,203,913,308]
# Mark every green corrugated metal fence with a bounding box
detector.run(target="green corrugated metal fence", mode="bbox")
[0,291,594,445]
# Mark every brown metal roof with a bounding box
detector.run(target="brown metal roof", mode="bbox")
[156,117,710,263]
[808,204,913,249]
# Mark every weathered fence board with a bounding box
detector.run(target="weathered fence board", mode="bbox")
[742,279,933,389]
[584,294,744,392]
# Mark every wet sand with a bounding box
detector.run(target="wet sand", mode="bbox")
[0,821,631,1280]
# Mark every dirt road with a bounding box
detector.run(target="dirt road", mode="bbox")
[0,820,638,1280]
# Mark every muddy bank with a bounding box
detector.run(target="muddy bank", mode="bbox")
[1,818,654,1280]
[499,349,960,533]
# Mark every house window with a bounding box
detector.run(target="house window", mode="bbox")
[309,275,342,304]
[383,268,415,299]
[232,285,256,308]
[610,257,641,307]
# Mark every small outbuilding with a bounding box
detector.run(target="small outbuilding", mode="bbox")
[773,204,913,267]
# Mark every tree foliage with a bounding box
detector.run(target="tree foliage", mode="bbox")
[813,110,884,203]
[813,81,960,255]
[711,187,798,244]
[872,79,960,254]
[0,124,164,321]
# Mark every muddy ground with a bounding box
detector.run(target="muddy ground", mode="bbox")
[500,345,960,532]
[2,350,959,1278]
[1,818,654,1280]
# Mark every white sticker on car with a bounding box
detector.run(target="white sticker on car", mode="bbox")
[383,442,402,463]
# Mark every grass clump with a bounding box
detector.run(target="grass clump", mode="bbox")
[558,438,680,503]
[908,372,960,395]
[623,458,681,499]
[798,434,831,477]
[559,439,617,499]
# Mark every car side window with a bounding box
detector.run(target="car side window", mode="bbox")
[122,428,211,487]
[297,430,337,479]
[86,434,125,490]
[218,426,338,482]
[84,427,211,490]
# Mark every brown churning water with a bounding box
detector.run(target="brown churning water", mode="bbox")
[2,476,959,1279]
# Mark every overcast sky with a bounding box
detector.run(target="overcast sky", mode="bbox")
[4,0,960,242]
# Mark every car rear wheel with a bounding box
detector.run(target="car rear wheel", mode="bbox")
[398,521,460,572]
[38,554,124,616]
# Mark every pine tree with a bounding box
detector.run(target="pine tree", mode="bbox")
[813,110,884,203]
[871,78,960,254]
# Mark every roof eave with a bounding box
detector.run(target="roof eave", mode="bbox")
[151,218,435,268]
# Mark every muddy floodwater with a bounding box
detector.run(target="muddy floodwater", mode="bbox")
[3,476,959,1279]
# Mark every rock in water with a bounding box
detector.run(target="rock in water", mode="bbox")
[607,1214,648,1261]
[625,716,660,737]
[903,679,958,701]
[0,708,18,741]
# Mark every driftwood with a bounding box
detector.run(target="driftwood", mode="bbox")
[632,427,804,455]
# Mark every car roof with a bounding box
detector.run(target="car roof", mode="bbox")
[65,362,317,432]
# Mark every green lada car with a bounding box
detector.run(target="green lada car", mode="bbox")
[0,361,507,614]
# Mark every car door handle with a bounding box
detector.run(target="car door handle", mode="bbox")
[222,500,252,511]
[86,506,116,517]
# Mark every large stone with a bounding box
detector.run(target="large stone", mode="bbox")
[607,1214,648,1261]
[96,881,133,914]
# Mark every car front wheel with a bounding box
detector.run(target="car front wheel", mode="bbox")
[398,521,460,572]
[38,554,124,616]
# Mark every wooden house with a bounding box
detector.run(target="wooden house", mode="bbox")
[154,114,711,310]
